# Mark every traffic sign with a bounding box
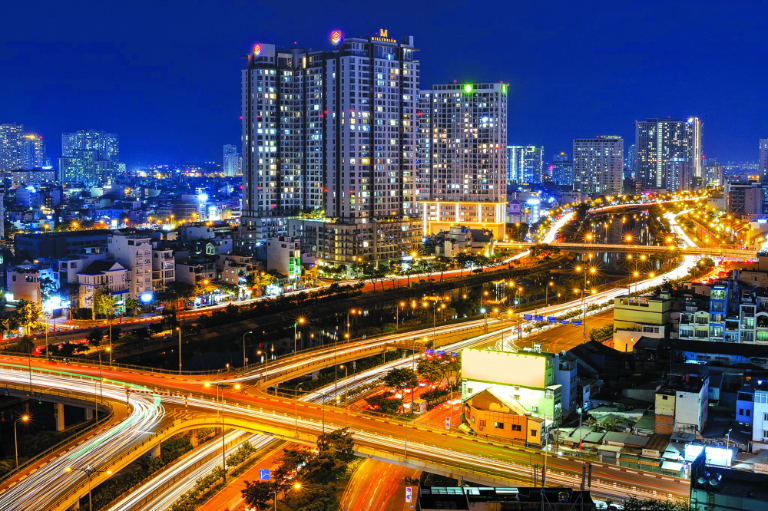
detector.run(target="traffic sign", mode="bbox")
[436,350,445,358]
[450,352,458,358]
[425,349,434,357]
[405,486,412,503]
[534,315,544,321]
[259,469,270,481]
[523,314,533,320]
[445,416,450,429]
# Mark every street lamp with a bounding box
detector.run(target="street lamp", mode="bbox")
[294,319,305,352]
[176,327,182,374]
[339,364,348,402]
[242,331,253,368]
[546,281,554,306]
[14,414,29,471]
[65,465,112,510]
[396,301,405,331]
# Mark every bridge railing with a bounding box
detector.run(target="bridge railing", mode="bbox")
[0,381,115,484]
[52,419,182,510]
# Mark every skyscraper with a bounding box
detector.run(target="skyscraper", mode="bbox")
[59,129,120,184]
[626,143,636,176]
[21,133,45,169]
[418,83,508,239]
[759,139,768,183]
[635,118,702,190]
[507,145,544,184]
[551,152,573,186]
[243,30,421,263]
[0,123,24,171]
[223,144,241,177]
[573,136,624,196]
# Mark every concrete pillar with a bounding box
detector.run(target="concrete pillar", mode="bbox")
[55,403,65,431]
[148,443,161,459]
[84,408,93,421]
[190,429,199,448]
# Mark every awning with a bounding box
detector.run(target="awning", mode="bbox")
[661,461,684,472]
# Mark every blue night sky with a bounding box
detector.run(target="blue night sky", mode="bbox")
[1,0,766,167]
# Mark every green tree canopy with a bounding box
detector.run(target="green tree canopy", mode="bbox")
[383,367,418,389]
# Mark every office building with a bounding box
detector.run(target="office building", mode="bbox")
[551,152,573,186]
[573,136,624,196]
[0,123,24,171]
[703,161,724,187]
[243,30,421,263]
[655,373,709,435]
[21,133,45,169]
[223,144,241,177]
[635,118,702,190]
[418,83,507,238]
[664,157,693,192]
[760,139,768,183]
[60,129,120,185]
[507,145,543,184]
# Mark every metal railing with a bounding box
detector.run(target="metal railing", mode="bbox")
[0,381,115,484]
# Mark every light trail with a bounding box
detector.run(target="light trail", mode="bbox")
[0,368,163,511]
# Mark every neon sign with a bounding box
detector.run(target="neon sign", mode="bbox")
[331,30,343,45]
[253,44,262,56]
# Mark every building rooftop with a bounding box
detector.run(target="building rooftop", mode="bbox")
[79,260,124,275]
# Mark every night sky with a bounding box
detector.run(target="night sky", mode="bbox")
[2,0,766,167]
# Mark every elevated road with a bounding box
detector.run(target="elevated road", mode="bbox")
[0,209,700,510]
[496,241,756,259]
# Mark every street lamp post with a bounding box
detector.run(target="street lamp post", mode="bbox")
[65,465,112,511]
[14,414,29,471]
[396,301,405,331]
[545,281,554,306]
[242,331,252,368]
[176,326,182,373]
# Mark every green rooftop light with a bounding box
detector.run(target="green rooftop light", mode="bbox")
[464,84,472,93]
[502,84,507,94]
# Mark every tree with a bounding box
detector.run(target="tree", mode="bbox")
[454,253,472,277]
[302,427,356,484]
[365,394,403,415]
[241,480,273,510]
[433,259,448,282]
[8,336,34,354]
[86,328,104,347]
[63,283,80,317]
[124,298,141,316]
[383,367,418,389]
[93,286,117,320]
[418,357,447,387]
[39,277,57,303]
[14,300,42,336]
[623,496,696,511]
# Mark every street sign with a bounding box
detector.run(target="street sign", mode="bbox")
[559,320,569,325]
[523,314,533,321]
[405,487,412,503]
[259,469,270,481]
[450,352,458,358]
[572,320,582,326]
[425,349,434,356]
[436,350,445,357]
[445,416,450,429]
[547,316,556,323]
[534,315,544,321]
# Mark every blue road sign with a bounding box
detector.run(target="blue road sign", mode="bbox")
[572,320,582,326]
[559,320,570,325]
[259,469,270,481]
[523,314,533,321]
[547,316,557,323]
[534,315,544,321]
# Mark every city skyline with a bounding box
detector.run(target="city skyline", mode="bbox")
[0,1,766,166]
